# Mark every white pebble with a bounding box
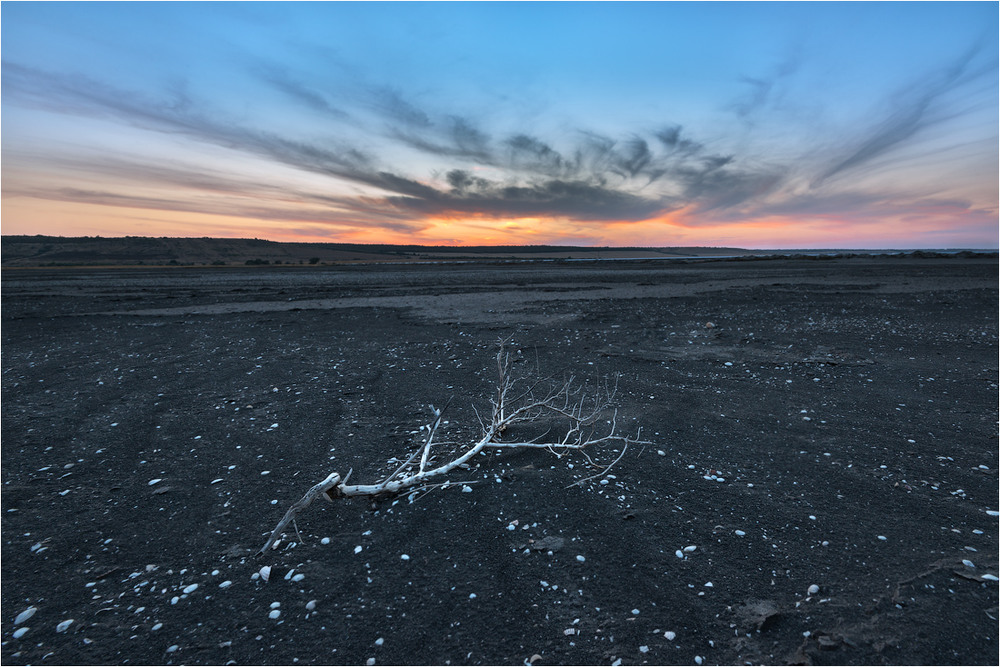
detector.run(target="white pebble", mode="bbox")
[148,479,162,486]
[14,606,37,625]
[55,619,73,633]
[664,631,676,641]
[639,645,649,653]
[166,644,178,653]
[695,656,703,665]
[877,535,887,541]
[13,627,29,639]
[469,593,477,599]
[259,565,271,582]
[704,582,713,588]
[683,545,697,552]
[675,550,684,559]
[270,602,280,609]
[219,580,233,589]
[375,637,384,646]
[807,584,820,595]
[183,583,198,594]
[401,554,410,560]
[151,623,163,631]
[962,560,975,568]
[576,555,586,562]
[321,537,331,545]
[632,608,640,615]
[354,545,363,554]
[462,485,473,493]
[657,450,666,456]
[734,530,746,537]
[269,610,281,620]
[367,659,376,666]
[981,574,998,581]
[292,573,305,582]
[306,600,317,611]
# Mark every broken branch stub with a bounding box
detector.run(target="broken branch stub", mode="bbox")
[258,339,644,556]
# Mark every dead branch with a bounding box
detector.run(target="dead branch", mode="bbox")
[259,338,646,556]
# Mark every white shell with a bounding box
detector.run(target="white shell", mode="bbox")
[807,584,820,595]
[259,565,271,582]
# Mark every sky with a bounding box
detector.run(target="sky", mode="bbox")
[2,1,997,248]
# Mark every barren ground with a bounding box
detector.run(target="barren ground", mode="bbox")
[2,255,998,665]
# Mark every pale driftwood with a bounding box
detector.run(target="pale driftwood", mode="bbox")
[256,471,343,556]
[259,340,645,556]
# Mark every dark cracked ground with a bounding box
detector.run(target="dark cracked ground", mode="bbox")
[2,255,998,666]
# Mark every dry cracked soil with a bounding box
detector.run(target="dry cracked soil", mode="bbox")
[2,255,998,665]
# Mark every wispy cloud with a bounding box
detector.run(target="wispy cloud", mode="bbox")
[813,44,996,186]
[3,43,996,242]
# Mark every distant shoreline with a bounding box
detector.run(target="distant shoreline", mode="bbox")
[1,235,996,268]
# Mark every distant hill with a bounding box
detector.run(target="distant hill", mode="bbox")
[0,236,757,267]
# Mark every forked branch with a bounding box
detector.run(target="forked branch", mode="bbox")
[258,339,645,556]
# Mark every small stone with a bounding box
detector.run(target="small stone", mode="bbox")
[219,580,233,589]
[375,637,384,646]
[321,537,331,545]
[576,555,586,562]
[877,535,887,541]
[148,479,162,486]
[631,608,640,615]
[354,545,363,554]
[734,530,746,537]
[807,584,820,595]
[268,610,280,620]
[683,545,697,552]
[695,657,703,665]
[962,559,975,568]
[664,631,676,641]
[151,623,163,631]
[306,600,317,611]
[166,645,179,653]
[55,619,73,633]
[366,659,376,666]
[183,584,198,594]
[462,485,473,493]
[14,607,37,626]
[675,550,684,559]
[401,554,410,560]
[292,573,305,582]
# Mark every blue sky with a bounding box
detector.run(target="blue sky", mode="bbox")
[2,1,997,247]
